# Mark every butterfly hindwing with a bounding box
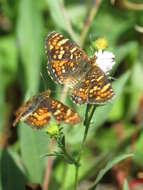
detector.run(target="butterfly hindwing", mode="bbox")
[48,98,82,125]
[70,65,114,104]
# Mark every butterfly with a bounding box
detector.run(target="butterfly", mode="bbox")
[13,90,82,129]
[45,31,114,105]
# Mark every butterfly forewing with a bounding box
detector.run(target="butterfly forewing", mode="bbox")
[45,31,89,87]
[25,105,51,129]
[13,91,51,129]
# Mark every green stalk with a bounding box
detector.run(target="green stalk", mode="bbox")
[74,104,96,190]
[57,135,80,167]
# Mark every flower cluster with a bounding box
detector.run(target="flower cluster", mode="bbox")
[93,37,115,75]
[95,49,115,75]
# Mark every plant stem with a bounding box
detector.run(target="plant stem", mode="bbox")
[57,136,80,167]
[79,0,102,47]
[62,145,80,166]
[74,104,96,190]
[59,0,76,41]
[61,162,68,190]
[61,84,69,103]
[120,0,143,10]
[43,139,55,190]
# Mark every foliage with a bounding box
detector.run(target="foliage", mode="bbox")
[0,0,143,190]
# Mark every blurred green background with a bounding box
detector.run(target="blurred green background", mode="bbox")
[0,0,143,190]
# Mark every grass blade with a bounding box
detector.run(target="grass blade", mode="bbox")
[89,153,134,189]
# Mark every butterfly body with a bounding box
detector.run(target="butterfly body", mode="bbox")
[45,31,114,105]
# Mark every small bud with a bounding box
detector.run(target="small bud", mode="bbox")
[45,124,59,138]
[93,37,108,50]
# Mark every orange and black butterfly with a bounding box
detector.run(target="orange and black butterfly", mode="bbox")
[13,90,82,129]
[45,31,114,105]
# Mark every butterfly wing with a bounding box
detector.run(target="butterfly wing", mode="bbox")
[13,92,51,129]
[13,96,36,127]
[70,64,114,104]
[13,90,82,128]
[45,31,89,87]
[70,72,90,105]
[25,103,51,129]
[48,98,82,125]
[87,65,114,104]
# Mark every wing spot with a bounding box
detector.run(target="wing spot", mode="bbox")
[70,47,77,53]
[53,55,57,59]
[57,71,62,75]
[90,89,94,93]
[66,109,72,116]
[52,41,57,45]
[51,33,59,38]
[54,110,61,116]
[58,54,63,59]
[57,104,61,108]
[93,86,98,91]
[70,62,74,67]
[96,97,101,100]
[96,75,104,82]
[60,50,65,54]
[101,83,111,92]
[55,46,60,49]
[57,39,69,46]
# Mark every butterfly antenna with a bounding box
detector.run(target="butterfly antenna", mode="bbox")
[108,76,117,81]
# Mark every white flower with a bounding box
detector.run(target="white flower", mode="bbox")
[95,49,115,75]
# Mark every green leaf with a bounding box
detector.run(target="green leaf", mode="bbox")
[108,94,124,121]
[0,148,27,190]
[17,0,46,184]
[115,41,138,64]
[0,36,18,75]
[123,180,130,190]
[19,124,50,183]
[0,36,18,133]
[88,153,134,189]
[17,0,43,92]
[46,0,67,31]
[0,62,5,133]
[54,163,75,190]
[92,11,132,45]
[67,5,86,31]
